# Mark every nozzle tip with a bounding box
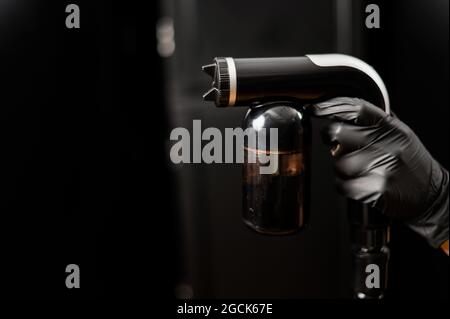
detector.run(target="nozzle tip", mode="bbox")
[202,88,218,102]
[202,63,216,77]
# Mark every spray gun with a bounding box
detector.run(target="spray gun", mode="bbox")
[202,54,390,299]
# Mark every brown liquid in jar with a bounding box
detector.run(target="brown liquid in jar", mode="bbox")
[243,149,309,234]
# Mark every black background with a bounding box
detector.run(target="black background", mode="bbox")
[0,1,152,297]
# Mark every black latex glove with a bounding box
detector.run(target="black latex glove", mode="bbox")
[310,97,449,249]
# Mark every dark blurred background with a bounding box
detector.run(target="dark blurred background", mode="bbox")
[0,1,140,297]
[0,0,447,299]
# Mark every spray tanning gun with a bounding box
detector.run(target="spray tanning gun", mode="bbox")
[202,54,390,299]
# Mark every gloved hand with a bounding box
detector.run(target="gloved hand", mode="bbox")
[309,97,449,249]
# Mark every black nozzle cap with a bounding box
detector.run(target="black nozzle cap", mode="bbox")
[202,88,218,102]
[202,64,216,77]
[201,57,231,107]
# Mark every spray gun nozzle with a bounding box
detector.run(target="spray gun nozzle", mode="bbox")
[202,88,218,102]
[202,63,216,77]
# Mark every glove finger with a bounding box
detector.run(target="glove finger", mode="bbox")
[336,173,386,204]
[320,122,370,155]
[334,147,395,178]
[310,97,389,126]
